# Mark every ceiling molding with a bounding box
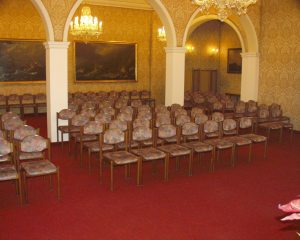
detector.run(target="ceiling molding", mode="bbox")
[83,0,153,10]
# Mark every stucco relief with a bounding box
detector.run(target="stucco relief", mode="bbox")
[41,0,76,41]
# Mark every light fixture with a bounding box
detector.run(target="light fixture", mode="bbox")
[157,26,166,42]
[186,44,195,53]
[192,0,257,21]
[209,47,219,55]
[70,6,103,40]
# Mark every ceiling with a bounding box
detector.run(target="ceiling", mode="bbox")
[83,0,152,10]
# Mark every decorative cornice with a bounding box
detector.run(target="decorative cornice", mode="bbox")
[83,0,152,11]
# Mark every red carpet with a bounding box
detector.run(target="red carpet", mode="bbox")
[0,114,299,240]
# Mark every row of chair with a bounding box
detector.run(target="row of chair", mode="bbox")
[0,93,46,116]
[0,112,60,204]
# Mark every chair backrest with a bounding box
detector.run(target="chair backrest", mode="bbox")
[235,101,246,113]
[109,119,128,132]
[223,119,237,131]
[71,114,90,127]
[211,112,224,123]
[14,125,38,141]
[213,101,223,111]
[20,135,48,153]
[81,101,96,110]
[258,108,269,119]
[117,112,133,122]
[140,90,150,99]
[155,114,171,128]
[194,113,209,125]
[175,114,190,127]
[35,93,46,103]
[132,126,152,142]
[120,106,134,115]
[3,117,24,131]
[1,112,19,122]
[21,94,34,104]
[155,104,168,113]
[7,94,21,104]
[238,117,253,131]
[100,107,115,117]
[203,120,219,135]
[181,122,199,138]
[115,99,128,109]
[0,138,12,156]
[138,105,151,113]
[58,109,76,120]
[80,108,96,118]
[83,121,104,135]
[170,103,182,112]
[191,107,204,118]
[174,108,187,118]
[133,118,150,129]
[137,111,152,121]
[247,100,258,113]
[103,128,125,145]
[158,124,177,139]
[131,99,143,108]
[95,113,112,125]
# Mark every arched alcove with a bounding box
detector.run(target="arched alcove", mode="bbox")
[183,11,259,101]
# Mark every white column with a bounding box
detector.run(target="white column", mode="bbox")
[240,52,259,101]
[165,47,186,106]
[44,41,70,142]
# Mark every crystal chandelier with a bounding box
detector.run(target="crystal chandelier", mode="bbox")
[157,26,166,42]
[192,0,258,21]
[70,6,103,40]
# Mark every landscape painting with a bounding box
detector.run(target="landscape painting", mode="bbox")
[75,41,137,82]
[0,40,46,83]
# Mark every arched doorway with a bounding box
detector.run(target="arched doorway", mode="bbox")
[183,12,259,101]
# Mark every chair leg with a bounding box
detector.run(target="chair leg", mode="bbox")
[88,149,92,175]
[210,148,215,172]
[61,132,64,150]
[57,167,60,200]
[231,145,235,167]
[264,140,268,160]
[110,162,114,192]
[279,127,283,143]
[18,177,23,205]
[49,175,53,190]
[137,157,142,186]
[164,154,169,181]
[188,152,193,176]
[248,143,252,163]
[99,158,103,183]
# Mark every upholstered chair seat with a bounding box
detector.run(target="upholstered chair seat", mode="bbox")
[21,160,57,176]
[19,152,44,161]
[181,142,213,153]
[204,138,234,149]
[158,144,191,157]
[239,134,266,143]
[132,148,166,161]
[103,151,139,165]
[0,164,18,181]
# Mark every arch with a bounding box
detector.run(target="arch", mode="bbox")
[30,0,54,41]
[62,0,177,47]
[182,9,258,52]
[183,15,246,52]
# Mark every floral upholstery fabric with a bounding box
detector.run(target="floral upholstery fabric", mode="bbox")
[204,139,234,149]
[130,90,139,98]
[182,122,198,136]
[213,101,223,111]
[103,151,138,165]
[0,165,18,181]
[19,152,44,160]
[21,160,57,176]
[95,113,112,124]
[191,108,204,118]
[259,122,283,130]
[204,120,219,134]
[1,112,19,122]
[247,100,258,113]
[83,141,113,152]
[132,147,166,161]
[81,101,96,110]
[0,139,11,156]
[176,114,190,126]
[22,94,34,104]
[14,125,37,140]
[170,104,182,112]
[158,144,191,157]
[131,99,143,108]
[0,154,10,163]
[3,117,24,131]
[115,99,128,109]
[155,104,168,113]
[35,94,46,103]
[104,128,124,145]
[239,117,253,129]
[59,125,80,133]
[20,135,47,152]
[193,94,205,104]
[224,136,252,146]
[212,112,224,122]
[68,103,78,112]
[80,108,96,118]
[174,108,187,117]
[194,113,209,125]
[235,101,246,113]
[132,126,152,141]
[71,114,90,127]
[140,91,150,99]
[7,94,21,104]
[158,124,176,139]
[120,106,134,115]
[117,112,133,122]
[155,115,171,127]
[223,119,237,131]
[58,109,76,120]
[137,111,152,120]
[156,111,171,118]
[133,118,150,129]
[270,108,282,118]
[109,120,128,131]
[181,142,213,153]
[83,121,103,135]
[258,109,269,119]
[138,105,151,112]
[98,101,112,109]
[240,134,267,143]
[100,107,115,117]
[225,100,235,110]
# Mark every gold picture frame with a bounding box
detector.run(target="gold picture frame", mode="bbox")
[74,41,137,83]
[0,39,46,84]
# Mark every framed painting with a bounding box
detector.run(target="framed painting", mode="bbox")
[227,48,242,74]
[0,40,46,83]
[75,41,137,83]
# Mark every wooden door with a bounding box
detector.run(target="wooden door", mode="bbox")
[192,69,218,93]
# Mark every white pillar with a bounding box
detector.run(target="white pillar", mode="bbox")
[240,52,259,101]
[165,47,186,106]
[44,41,70,142]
